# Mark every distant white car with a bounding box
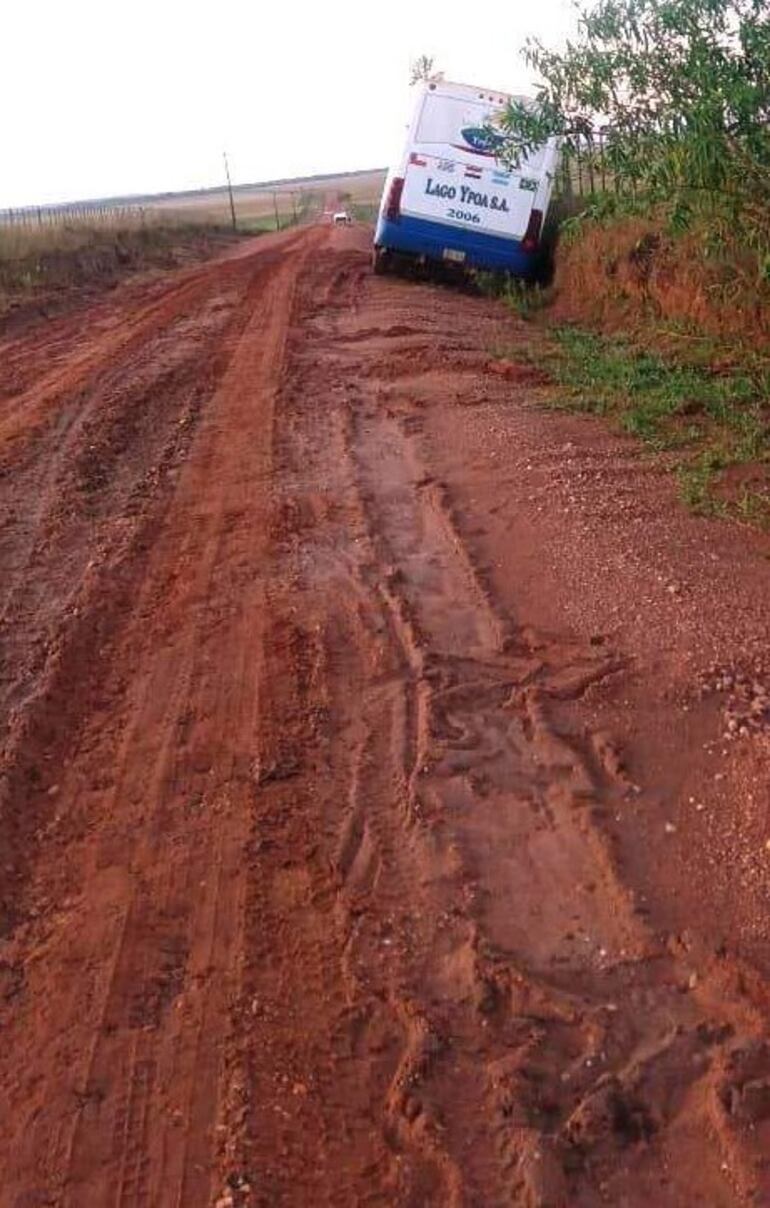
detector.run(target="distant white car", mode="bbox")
[333,211,352,225]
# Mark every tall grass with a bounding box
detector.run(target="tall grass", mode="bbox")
[0,208,233,258]
[0,216,239,302]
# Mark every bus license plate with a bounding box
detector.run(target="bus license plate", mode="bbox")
[443,248,466,263]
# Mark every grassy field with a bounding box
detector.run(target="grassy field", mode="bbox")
[0,168,387,307]
[150,189,312,233]
[0,167,387,246]
[149,168,386,230]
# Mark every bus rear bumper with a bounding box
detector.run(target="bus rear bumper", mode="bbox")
[374,213,538,276]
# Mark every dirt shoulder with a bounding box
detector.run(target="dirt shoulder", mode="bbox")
[0,222,768,1205]
[426,316,770,972]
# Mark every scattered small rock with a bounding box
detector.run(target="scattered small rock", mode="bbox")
[700,663,770,738]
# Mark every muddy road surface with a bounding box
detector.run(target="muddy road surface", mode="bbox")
[1,224,769,1207]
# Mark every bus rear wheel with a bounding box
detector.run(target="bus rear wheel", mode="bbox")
[372,247,391,276]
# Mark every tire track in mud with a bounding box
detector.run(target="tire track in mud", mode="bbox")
[0,229,320,1206]
[340,369,652,1206]
[0,254,271,939]
[225,244,770,1207]
[0,237,321,924]
[0,230,310,452]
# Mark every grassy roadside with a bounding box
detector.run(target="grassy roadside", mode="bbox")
[233,213,295,234]
[351,201,379,223]
[485,279,770,524]
[0,221,249,321]
[546,328,770,522]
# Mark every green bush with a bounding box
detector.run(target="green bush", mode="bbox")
[500,0,770,271]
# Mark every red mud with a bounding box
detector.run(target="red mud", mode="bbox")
[0,222,768,1207]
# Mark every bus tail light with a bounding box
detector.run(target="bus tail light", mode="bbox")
[521,208,543,251]
[386,177,404,222]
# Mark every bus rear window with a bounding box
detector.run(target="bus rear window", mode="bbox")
[415,93,546,172]
[416,94,497,146]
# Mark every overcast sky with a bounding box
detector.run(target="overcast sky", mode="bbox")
[1,0,577,209]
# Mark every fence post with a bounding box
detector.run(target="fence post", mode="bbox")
[561,151,572,198]
[586,138,596,195]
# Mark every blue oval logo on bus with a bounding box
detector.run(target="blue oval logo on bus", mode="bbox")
[459,125,506,155]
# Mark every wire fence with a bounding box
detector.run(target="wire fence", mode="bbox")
[553,131,623,200]
[0,188,323,237]
[0,203,151,229]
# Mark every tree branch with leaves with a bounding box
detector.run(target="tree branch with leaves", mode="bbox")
[500,0,770,260]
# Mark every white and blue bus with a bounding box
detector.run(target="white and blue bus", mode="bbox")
[373,78,559,278]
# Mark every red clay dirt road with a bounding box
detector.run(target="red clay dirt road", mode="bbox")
[0,222,769,1207]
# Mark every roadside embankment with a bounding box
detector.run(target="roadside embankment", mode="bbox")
[551,215,770,347]
[507,216,770,525]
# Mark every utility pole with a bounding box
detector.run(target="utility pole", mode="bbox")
[273,191,280,231]
[292,191,298,225]
[223,151,237,231]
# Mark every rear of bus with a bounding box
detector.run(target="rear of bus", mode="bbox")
[374,80,558,277]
